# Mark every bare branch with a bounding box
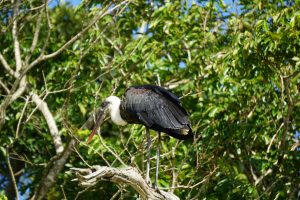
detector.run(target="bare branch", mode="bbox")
[279,76,294,151]
[98,134,127,166]
[0,79,10,94]
[291,140,300,151]
[6,152,20,200]
[266,122,284,154]
[40,0,52,56]
[25,0,130,76]
[1,1,127,130]
[255,168,273,186]
[12,0,22,74]
[31,139,76,200]
[31,93,64,154]
[71,165,180,200]
[30,106,103,200]
[16,95,30,138]
[25,10,43,65]
[9,76,27,104]
[0,53,17,77]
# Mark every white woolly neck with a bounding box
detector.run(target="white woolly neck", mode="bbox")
[105,96,127,126]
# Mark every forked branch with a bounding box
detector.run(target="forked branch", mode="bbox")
[71,166,179,200]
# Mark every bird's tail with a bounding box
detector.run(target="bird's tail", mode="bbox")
[167,125,193,140]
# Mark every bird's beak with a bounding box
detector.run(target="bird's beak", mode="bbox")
[87,102,109,144]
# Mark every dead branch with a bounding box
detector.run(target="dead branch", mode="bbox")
[71,166,180,200]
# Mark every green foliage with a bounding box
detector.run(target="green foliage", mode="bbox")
[0,0,299,199]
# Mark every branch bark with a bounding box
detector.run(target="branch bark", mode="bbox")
[31,93,64,154]
[0,0,130,131]
[23,0,130,76]
[71,166,180,200]
[12,0,22,75]
[30,106,103,199]
[6,152,20,200]
[0,53,17,77]
[31,139,76,200]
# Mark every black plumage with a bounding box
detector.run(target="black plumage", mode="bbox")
[87,84,193,189]
[120,85,193,140]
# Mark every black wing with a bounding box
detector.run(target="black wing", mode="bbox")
[121,85,192,139]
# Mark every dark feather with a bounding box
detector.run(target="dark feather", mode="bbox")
[120,85,193,140]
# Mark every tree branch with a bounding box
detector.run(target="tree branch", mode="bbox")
[24,0,130,76]
[30,105,103,200]
[31,93,64,154]
[0,0,131,131]
[31,139,76,200]
[25,9,43,65]
[9,76,27,104]
[0,76,27,130]
[71,166,180,200]
[12,0,22,75]
[6,152,20,200]
[0,52,17,77]
[0,79,10,94]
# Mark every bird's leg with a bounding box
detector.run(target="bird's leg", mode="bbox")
[145,128,151,185]
[154,131,161,191]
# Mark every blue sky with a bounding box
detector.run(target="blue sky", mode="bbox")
[51,0,237,9]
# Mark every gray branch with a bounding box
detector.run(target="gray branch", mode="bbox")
[12,0,22,75]
[9,76,27,104]
[71,166,180,200]
[24,0,130,76]
[31,139,76,200]
[0,53,17,77]
[31,93,64,154]
[30,101,102,199]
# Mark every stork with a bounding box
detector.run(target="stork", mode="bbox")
[87,85,193,189]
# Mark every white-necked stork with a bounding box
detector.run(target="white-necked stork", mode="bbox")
[87,85,193,189]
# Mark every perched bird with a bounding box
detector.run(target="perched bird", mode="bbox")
[87,85,193,188]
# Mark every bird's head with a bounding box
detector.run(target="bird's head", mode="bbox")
[104,96,121,110]
[86,96,121,143]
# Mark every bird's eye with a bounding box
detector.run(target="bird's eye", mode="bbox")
[101,101,110,108]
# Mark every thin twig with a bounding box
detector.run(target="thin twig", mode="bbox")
[25,0,130,77]
[16,95,30,138]
[74,146,92,168]
[97,133,127,166]
[6,152,20,200]
[255,168,273,186]
[60,185,67,200]
[266,122,284,155]
[74,185,93,200]
[171,166,218,189]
